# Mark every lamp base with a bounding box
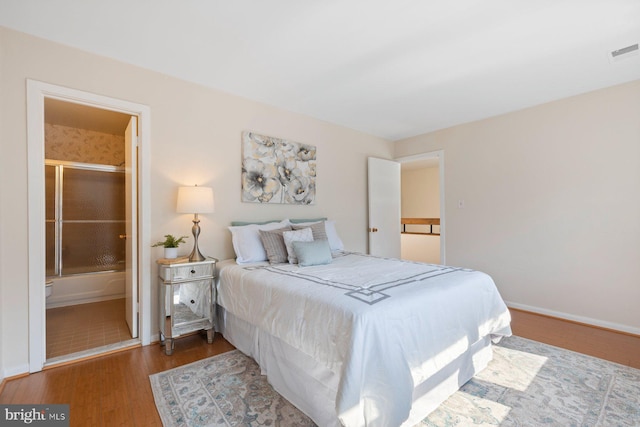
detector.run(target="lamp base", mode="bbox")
[188,214,206,262]
[188,248,206,262]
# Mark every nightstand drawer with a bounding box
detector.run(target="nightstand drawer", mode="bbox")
[159,262,214,281]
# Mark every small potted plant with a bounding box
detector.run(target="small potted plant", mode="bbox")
[152,234,188,259]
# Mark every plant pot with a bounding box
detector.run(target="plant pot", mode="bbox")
[164,247,178,259]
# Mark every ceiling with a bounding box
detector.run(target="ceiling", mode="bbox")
[2,1,639,141]
[45,98,131,135]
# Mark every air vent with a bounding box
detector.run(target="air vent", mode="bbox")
[609,43,639,63]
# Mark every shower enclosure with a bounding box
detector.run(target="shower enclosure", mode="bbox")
[45,160,126,307]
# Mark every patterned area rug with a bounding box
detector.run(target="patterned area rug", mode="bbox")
[421,336,640,426]
[150,349,314,427]
[150,336,640,426]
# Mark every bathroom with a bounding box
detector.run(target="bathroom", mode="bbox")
[44,99,134,360]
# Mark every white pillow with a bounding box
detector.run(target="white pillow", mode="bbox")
[282,227,314,264]
[229,219,290,263]
[324,220,344,251]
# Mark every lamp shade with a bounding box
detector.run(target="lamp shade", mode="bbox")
[176,186,215,214]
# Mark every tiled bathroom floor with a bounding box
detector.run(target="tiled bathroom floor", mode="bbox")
[46,298,132,359]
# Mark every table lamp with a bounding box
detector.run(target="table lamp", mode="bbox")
[176,185,215,262]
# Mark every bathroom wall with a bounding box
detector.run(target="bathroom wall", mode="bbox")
[45,123,125,166]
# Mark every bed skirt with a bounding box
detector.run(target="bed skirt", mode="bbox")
[216,305,494,427]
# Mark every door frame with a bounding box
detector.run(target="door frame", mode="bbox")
[395,150,446,265]
[124,116,139,339]
[26,80,152,372]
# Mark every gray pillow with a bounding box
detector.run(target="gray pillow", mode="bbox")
[259,226,292,264]
[291,221,328,241]
[292,240,333,267]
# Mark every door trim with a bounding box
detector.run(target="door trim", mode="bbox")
[395,150,445,264]
[26,80,152,372]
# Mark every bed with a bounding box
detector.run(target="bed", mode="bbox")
[216,219,511,427]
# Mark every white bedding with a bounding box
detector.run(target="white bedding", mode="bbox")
[218,252,511,427]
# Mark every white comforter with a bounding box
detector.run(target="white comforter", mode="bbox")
[218,252,511,427]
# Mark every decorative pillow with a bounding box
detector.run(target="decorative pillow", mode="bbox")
[259,226,292,264]
[292,220,344,251]
[228,219,289,263]
[292,240,333,267]
[291,221,328,241]
[324,220,344,251]
[282,227,314,264]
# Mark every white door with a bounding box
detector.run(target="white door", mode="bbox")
[367,157,401,258]
[125,116,138,338]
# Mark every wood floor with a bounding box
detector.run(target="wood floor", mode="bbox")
[509,308,640,368]
[0,332,235,426]
[1,310,638,426]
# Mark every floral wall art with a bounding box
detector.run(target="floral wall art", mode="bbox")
[242,131,316,204]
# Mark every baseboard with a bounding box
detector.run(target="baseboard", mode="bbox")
[505,301,640,336]
[0,370,38,395]
[2,363,30,380]
[44,340,141,370]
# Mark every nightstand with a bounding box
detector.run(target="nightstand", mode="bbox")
[157,257,217,355]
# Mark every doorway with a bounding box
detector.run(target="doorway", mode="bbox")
[366,153,445,262]
[397,151,445,264]
[43,100,133,360]
[27,80,152,372]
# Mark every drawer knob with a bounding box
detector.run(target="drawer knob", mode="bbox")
[190,269,196,274]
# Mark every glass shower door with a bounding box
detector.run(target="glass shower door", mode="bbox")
[45,162,126,277]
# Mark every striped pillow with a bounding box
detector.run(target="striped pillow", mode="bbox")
[259,226,292,264]
[291,221,328,241]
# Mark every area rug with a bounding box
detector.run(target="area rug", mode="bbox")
[150,336,640,426]
[150,349,314,426]
[420,336,640,426]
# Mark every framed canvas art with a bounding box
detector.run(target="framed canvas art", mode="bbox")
[241,131,316,204]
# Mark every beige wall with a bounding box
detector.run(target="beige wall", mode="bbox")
[401,167,440,219]
[401,167,440,263]
[395,79,640,333]
[0,27,393,377]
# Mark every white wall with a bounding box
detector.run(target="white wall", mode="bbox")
[395,80,640,333]
[0,27,393,377]
[401,167,440,263]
